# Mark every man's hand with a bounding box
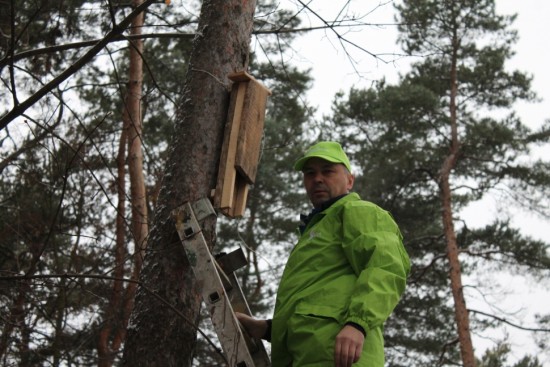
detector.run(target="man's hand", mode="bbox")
[334,324,365,367]
[235,312,268,339]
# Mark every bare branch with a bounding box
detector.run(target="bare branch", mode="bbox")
[469,309,550,333]
[295,0,389,68]
[1,21,404,71]
[0,33,194,69]
[437,337,459,367]
[408,252,447,285]
[0,122,55,174]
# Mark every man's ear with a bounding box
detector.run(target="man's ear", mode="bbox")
[347,173,355,191]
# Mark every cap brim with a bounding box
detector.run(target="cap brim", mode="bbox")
[293,154,346,171]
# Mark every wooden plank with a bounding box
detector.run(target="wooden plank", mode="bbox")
[228,70,253,83]
[214,71,271,217]
[234,80,270,184]
[231,177,248,217]
[221,182,247,218]
[215,82,247,211]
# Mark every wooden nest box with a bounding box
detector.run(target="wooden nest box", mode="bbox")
[213,71,271,218]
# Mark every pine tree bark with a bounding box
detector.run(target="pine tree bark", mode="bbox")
[439,28,476,367]
[122,0,257,365]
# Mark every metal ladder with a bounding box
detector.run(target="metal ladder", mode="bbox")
[172,198,271,367]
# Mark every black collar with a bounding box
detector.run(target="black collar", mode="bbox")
[299,194,348,234]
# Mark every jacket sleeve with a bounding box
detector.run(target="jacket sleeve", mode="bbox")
[340,202,410,332]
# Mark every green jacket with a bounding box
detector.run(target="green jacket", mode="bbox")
[271,193,410,366]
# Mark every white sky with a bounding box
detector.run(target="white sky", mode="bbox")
[272,0,550,365]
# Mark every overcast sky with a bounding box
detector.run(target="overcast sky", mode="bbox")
[268,0,550,364]
[280,0,549,132]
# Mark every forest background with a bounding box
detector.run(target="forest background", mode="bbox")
[0,0,549,366]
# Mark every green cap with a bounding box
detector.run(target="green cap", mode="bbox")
[294,141,351,172]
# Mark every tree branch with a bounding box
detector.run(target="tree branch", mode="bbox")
[0,22,403,70]
[0,33,194,69]
[0,0,158,130]
[469,308,550,333]
[437,337,459,367]
[408,252,447,285]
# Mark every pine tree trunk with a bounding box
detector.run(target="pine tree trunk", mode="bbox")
[122,0,257,365]
[120,0,147,349]
[97,125,127,367]
[98,1,147,365]
[0,243,43,360]
[440,29,476,367]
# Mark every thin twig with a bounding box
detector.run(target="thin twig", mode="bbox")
[469,308,550,333]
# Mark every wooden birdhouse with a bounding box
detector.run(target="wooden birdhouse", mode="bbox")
[213,71,271,218]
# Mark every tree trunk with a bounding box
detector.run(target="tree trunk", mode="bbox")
[119,0,148,350]
[98,1,147,365]
[97,114,128,367]
[0,238,43,360]
[122,0,257,365]
[440,29,476,367]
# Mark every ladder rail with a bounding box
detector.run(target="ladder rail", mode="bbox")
[172,199,271,367]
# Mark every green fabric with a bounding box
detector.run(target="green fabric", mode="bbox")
[271,193,410,366]
[293,141,352,172]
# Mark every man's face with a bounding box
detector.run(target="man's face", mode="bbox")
[302,158,354,208]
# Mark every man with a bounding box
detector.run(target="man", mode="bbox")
[237,141,410,367]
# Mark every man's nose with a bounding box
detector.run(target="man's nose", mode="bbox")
[312,172,324,183]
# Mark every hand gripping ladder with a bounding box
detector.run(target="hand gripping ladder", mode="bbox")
[172,198,271,367]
